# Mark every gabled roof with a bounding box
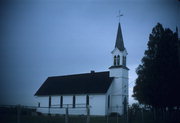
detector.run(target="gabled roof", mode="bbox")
[35,71,113,96]
[115,23,125,51]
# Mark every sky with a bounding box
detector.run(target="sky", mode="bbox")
[0,0,179,106]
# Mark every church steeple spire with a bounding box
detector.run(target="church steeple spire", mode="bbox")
[108,20,129,115]
[110,22,128,69]
[115,23,125,51]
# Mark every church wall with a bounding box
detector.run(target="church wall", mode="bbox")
[63,95,73,105]
[106,78,123,115]
[68,95,87,115]
[110,68,128,78]
[122,76,129,97]
[110,68,122,77]
[76,95,86,106]
[107,67,128,115]
[36,94,106,115]
[36,96,81,115]
[122,68,128,78]
[36,97,49,114]
[89,95,106,115]
[36,96,64,114]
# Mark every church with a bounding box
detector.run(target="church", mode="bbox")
[34,22,129,116]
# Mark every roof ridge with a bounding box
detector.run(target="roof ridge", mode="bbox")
[49,71,109,78]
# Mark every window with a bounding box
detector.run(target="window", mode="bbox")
[123,56,126,66]
[123,56,124,66]
[60,96,63,108]
[86,95,89,107]
[117,55,120,66]
[73,95,76,108]
[108,95,110,109]
[114,56,116,66]
[124,56,126,66]
[49,96,51,108]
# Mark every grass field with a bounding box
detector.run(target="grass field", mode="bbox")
[1,106,180,123]
[1,113,180,123]
[1,114,126,123]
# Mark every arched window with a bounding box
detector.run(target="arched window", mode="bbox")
[117,55,120,66]
[123,56,125,66]
[114,56,116,66]
[124,56,126,66]
[123,56,126,66]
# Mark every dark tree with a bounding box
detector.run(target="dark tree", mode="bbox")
[133,23,180,108]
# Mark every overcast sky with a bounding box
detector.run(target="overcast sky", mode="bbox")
[0,0,179,106]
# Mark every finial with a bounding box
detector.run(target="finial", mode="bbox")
[117,10,123,23]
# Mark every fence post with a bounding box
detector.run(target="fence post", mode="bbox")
[127,105,129,123]
[141,108,144,123]
[153,108,156,121]
[106,114,109,123]
[116,108,118,123]
[65,105,69,123]
[86,106,90,123]
[17,105,21,123]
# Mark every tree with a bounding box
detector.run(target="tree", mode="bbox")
[129,103,141,114]
[133,23,180,108]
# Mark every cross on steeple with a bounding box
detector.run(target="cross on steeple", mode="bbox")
[117,10,123,22]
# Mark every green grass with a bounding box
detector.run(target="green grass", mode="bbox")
[1,114,180,123]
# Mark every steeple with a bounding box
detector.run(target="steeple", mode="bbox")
[109,22,128,70]
[115,23,125,51]
[108,21,129,115]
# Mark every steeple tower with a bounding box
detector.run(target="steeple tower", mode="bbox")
[107,22,129,115]
[109,22,128,70]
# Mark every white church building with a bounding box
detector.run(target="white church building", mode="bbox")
[35,22,129,116]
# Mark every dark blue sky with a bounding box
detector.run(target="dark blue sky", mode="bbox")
[0,0,179,106]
